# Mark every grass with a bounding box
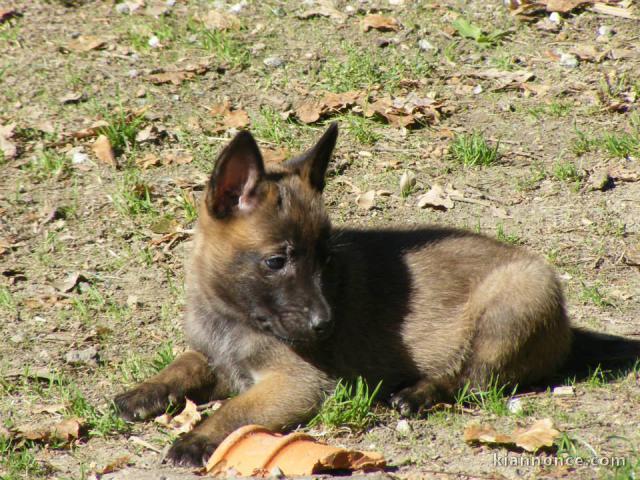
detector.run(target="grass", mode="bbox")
[579,281,613,308]
[251,106,301,149]
[309,377,381,430]
[0,286,16,314]
[198,29,250,69]
[451,17,510,47]
[0,437,47,480]
[455,376,518,416]
[496,223,522,245]
[111,169,156,218]
[175,190,198,223]
[527,101,573,120]
[552,160,582,185]
[95,108,145,156]
[62,388,129,438]
[24,150,69,180]
[119,342,176,384]
[601,132,640,159]
[344,114,381,145]
[449,132,500,167]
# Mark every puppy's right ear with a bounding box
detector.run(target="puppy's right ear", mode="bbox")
[205,131,265,219]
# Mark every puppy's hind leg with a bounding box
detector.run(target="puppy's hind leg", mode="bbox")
[114,351,226,421]
[463,256,572,387]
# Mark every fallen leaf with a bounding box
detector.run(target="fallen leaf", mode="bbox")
[356,190,376,210]
[162,151,193,165]
[295,100,323,124]
[196,10,241,30]
[464,418,561,452]
[98,455,132,475]
[92,135,117,167]
[363,94,445,128]
[158,399,201,434]
[59,92,87,105]
[297,2,347,22]
[135,124,168,144]
[70,120,110,140]
[0,123,18,160]
[53,271,85,292]
[19,417,85,445]
[546,0,591,11]
[262,147,289,164]
[33,403,66,414]
[552,385,576,396]
[137,152,160,169]
[223,109,250,128]
[67,35,107,52]
[362,14,400,32]
[208,101,251,130]
[471,69,534,89]
[417,184,454,210]
[570,44,605,62]
[147,71,193,85]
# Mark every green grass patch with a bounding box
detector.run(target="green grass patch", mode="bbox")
[251,106,302,149]
[449,132,500,167]
[344,114,381,145]
[119,342,176,384]
[23,150,69,181]
[452,17,510,47]
[111,169,156,218]
[198,30,250,69]
[95,109,145,156]
[455,376,518,416]
[495,223,522,245]
[0,437,47,480]
[552,161,582,185]
[309,377,381,430]
[0,286,16,314]
[579,281,613,308]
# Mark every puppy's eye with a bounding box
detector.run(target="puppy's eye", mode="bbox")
[265,255,286,271]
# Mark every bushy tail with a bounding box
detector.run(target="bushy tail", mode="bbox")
[562,327,640,376]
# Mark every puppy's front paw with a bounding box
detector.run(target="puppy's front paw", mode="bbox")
[114,382,177,421]
[390,383,437,417]
[165,432,218,467]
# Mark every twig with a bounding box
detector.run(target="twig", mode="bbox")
[129,436,163,454]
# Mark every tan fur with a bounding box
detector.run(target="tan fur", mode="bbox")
[114,125,573,466]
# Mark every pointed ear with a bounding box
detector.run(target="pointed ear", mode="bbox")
[285,122,338,192]
[206,130,265,219]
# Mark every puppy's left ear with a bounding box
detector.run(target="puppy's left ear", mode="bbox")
[285,122,338,192]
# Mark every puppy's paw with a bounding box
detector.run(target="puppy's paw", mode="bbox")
[114,382,178,421]
[390,383,437,417]
[165,433,218,467]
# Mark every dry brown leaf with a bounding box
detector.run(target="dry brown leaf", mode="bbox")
[295,100,323,124]
[19,417,85,445]
[592,1,637,17]
[417,184,455,210]
[197,10,241,30]
[356,190,376,210]
[472,69,535,89]
[0,123,17,160]
[163,151,193,165]
[97,455,132,475]
[223,109,250,128]
[363,94,444,128]
[137,152,161,169]
[546,0,591,11]
[53,272,85,293]
[262,147,289,164]
[571,44,605,62]
[59,91,87,105]
[92,135,116,167]
[208,101,250,130]
[147,71,193,85]
[362,14,400,32]
[33,403,66,414]
[67,35,107,52]
[161,399,201,434]
[70,120,109,140]
[464,418,561,452]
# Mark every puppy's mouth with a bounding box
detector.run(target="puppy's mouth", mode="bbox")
[255,315,329,345]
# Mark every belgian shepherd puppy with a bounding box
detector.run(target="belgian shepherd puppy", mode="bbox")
[114,123,634,466]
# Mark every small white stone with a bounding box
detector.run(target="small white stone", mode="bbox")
[396,419,412,435]
[128,68,139,78]
[115,2,130,14]
[69,147,89,165]
[559,52,579,68]
[507,397,523,414]
[549,12,561,24]
[598,25,612,36]
[165,0,176,6]
[553,385,576,396]
[418,39,437,51]
[473,85,483,95]
[263,56,285,68]
[148,35,160,48]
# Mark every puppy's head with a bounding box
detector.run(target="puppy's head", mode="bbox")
[191,123,338,344]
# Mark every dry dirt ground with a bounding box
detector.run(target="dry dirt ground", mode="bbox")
[1,0,639,479]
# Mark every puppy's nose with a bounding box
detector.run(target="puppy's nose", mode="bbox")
[310,312,332,335]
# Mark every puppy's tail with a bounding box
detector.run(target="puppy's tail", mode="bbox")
[561,327,640,376]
